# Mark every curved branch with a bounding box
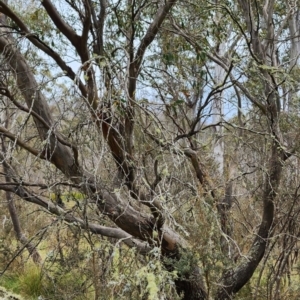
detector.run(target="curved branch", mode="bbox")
[173,23,267,114]
[40,0,98,110]
[0,86,79,166]
[216,137,284,298]
[0,0,87,97]
[0,126,47,159]
[0,6,207,297]
[0,32,80,176]
[134,0,177,73]
[42,0,91,64]
[0,183,151,254]
[41,0,81,48]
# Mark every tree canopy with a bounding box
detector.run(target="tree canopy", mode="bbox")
[0,0,300,299]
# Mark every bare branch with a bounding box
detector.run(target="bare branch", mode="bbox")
[0,183,151,254]
[0,0,88,97]
[0,31,79,176]
[0,86,79,166]
[134,0,177,74]
[0,126,47,159]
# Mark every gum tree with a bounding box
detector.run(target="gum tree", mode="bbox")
[0,0,300,299]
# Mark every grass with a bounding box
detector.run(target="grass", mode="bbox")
[18,265,42,298]
[0,262,90,300]
[0,264,42,299]
[0,274,21,295]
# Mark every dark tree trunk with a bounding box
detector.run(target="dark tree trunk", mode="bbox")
[216,136,283,299]
[175,265,207,300]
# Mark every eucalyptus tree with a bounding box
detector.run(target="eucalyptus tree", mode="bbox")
[0,0,300,299]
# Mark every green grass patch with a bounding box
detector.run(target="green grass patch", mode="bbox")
[0,273,22,295]
[18,264,42,298]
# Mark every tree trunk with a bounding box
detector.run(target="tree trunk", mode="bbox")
[175,265,207,300]
[287,8,300,111]
[2,151,41,264]
[5,190,42,264]
[216,128,283,299]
